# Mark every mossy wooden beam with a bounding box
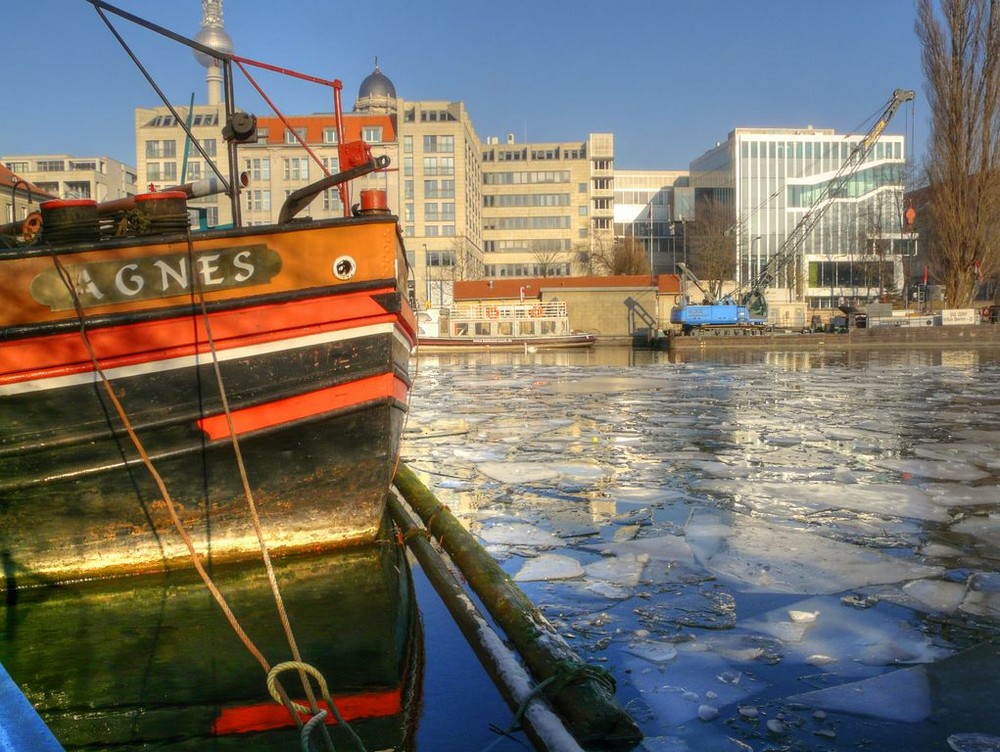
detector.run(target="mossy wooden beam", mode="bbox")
[393,462,642,748]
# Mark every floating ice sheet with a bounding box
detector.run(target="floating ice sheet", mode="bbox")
[686,512,944,593]
[742,595,952,678]
[513,553,585,582]
[872,458,991,482]
[785,664,931,722]
[624,647,766,727]
[692,480,951,522]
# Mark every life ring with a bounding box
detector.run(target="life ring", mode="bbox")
[22,212,42,242]
[529,305,543,317]
[486,306,499,319]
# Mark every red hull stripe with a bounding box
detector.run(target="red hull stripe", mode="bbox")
[0,324,411,396]
[212,689,403,735]
[197,373,409,439]
[0,288,414,387]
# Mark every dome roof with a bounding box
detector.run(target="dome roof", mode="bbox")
[358,59,396,100]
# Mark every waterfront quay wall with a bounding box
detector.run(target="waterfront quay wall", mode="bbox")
[665,323,1000,351]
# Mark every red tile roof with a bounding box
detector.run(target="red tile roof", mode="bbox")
[0,164,55,199]
[255,113,397,145]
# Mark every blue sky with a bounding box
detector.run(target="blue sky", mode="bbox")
[3,1,925,174]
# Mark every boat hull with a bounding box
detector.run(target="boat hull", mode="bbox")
[0,216,415,587]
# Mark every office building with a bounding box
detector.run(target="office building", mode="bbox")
[613,170,691,275]
[1,154,138,204]
[690,126,912,310]
[480,132,615,280]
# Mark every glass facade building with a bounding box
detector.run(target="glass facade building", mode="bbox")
[691,127,914,310]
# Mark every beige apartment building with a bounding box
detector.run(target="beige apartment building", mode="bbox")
[1,154,138,204]
[480,132,615,282]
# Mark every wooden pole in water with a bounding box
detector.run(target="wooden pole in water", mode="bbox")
[392,463,643,748]
[387,493,585,752]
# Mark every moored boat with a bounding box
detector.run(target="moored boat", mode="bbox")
[0,2,415,589]
[416,301,596,352]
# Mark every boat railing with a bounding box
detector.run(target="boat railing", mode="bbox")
[447,301,568,321]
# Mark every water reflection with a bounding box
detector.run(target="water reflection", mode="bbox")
[1,539,422,751]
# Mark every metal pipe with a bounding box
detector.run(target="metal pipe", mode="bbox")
[387,493,585,752]
[392,463,642,748]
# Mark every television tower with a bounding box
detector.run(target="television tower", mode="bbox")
[193,0,234,105]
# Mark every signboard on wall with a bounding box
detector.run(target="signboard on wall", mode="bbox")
[941,308,977,325]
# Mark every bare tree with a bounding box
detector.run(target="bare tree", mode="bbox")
[531,247,563,278]
[688,196,737,300]
[917,0,1000,307]
[586,235,650,276]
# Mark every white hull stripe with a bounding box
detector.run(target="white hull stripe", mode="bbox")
[1,323,411,396]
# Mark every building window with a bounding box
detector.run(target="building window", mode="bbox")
[323,156,340,175]
[245,157,271,181]
[403,135,413,153]
[423,135,455,153]
[246,189,272,212]
[404,156,413,177]
[65,181,91,199]
[424,179,439,198]
[425,202,439,221]
[404,180,414,199]
[147,163,162,181]
[423,157,439,176]
[145,140,176,159]
[323,128,338,144]
[37,160,66,172]
[187,161,202,180]
[322,189,342,212]
[285,127,307,144]
[163,162,178,182]
[257,128,270,144]
[362,126,383,144]
[440,157,454,175]
[203,139,217,157]
[283,158,309,181]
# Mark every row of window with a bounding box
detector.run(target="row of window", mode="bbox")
[146,113,219,128]
[482,147,587,162]
[484,171,572,185]
[484,263,573,277]
[484,216,572,230]
[740,138,903,163]
[402,135,455,153]
[146,139,218,159]
[483,193,570,208]
[277,126,383,145]
[787,164,905,208]
[483,239,572,253]
[402,109,458,123]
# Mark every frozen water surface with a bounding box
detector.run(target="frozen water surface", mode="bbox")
[404,347,1000,750]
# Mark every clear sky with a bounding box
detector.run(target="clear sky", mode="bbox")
[2,0,926,174]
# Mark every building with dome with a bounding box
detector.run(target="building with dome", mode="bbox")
[354,60,397,115]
